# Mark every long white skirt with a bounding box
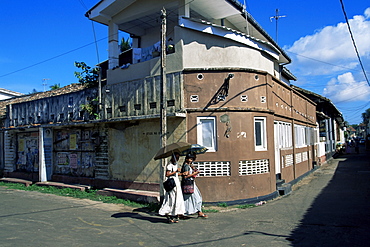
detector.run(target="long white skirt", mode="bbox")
[183,182,202,215]
[159,178,185,216]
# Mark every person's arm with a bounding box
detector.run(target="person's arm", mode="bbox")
[165,166,182,177]
[184,170,200,178]
[165,170,177,177]
[183,164,200,178]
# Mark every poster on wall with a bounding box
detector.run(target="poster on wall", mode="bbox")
[70,134,77,150]
[69,153,78,168]
[57,152,69,166]
[18,139,25,152]
[16,132,39,172]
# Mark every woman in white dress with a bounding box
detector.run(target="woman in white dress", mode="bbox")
[181,153,208,218]
[158,152,185,223]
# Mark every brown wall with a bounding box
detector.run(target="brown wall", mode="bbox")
[183,71,277,202]
[186,111,276,201]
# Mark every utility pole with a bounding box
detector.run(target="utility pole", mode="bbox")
[159,7,167,198]
[270,9,286,43]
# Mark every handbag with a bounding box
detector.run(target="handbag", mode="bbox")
[181,179,194,194]
[163,177,176,192]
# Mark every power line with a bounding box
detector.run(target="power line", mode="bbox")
[0,37,108,79]
[77,0,100,64]
[339,0,370,86]
[286,50,369,75]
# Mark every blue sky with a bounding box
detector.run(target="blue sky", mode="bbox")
[0,0,369,124]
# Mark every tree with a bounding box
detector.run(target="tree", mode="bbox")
[120,37,131,52]
[74,62,99,88]
[362,108,370,124]
[28,89,38,94]
[50,83,60,90]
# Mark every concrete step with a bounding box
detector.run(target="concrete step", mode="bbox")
[97,188,160,204]
[277,183,292,196]
[1,178,159,204]
[35,181,91,191]
[0,177,33,187]
[276,179,286,188]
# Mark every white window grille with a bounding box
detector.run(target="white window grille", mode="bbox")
[239,159,269,175]
[197,116,217,152]
[193,161,230,177]
[302,151,308,161]
[284,154,294,167]
[295,152,302,163]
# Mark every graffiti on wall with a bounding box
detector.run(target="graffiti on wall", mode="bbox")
[16,132,39,172]
[54,129,96,177]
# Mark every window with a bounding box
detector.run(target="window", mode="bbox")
[278,121,292,148]
[197,117,217,152]
[294,124,306,148]
[254,117,267,151]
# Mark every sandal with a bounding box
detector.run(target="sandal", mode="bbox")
[173,216,179,223]
[197,213,208,219]
[166,215,175,224]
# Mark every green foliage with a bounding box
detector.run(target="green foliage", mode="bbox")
[74,61,99,88]
[80,97,100,119]
[217,202,228,207]
[120,37,131,52]
[0,182,149,208]
[50,83,60,90]
[203,208,219,213]
[236,204,257,209]
[362,108,370,124]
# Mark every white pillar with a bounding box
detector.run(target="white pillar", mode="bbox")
[39,128,47,182]
[108,21,119,69]
[178,0,190,17]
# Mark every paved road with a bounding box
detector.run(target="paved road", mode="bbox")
[1,146,369,247]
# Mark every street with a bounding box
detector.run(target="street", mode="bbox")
[1,147,369,247]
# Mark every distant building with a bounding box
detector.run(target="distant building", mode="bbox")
[0,88,23,100]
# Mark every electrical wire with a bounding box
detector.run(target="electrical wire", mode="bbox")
[339,0,370,87]
[77,0,100,64]
[287,51,369,76]
[0,37,108,79]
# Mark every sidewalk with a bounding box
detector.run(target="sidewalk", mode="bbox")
[1,145,368,207]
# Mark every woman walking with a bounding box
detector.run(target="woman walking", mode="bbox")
[158,152,185,223]
[181,153,208,218]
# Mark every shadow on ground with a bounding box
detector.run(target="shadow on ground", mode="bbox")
[289,146,370,246]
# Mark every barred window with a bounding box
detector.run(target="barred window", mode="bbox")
[193,161,230,177]
[239,159,269,175]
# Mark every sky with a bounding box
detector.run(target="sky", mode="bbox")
[0,0,369,125]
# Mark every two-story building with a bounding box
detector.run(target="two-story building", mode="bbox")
[1,0,320,204]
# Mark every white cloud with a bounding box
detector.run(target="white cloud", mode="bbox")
[322,72,370,102]
[365,7,370,19]
[287,7,370,76]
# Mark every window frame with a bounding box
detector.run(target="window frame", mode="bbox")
[254,117,267,151]
[197,116,217,152]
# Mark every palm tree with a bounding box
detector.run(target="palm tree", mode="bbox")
[50,84,60,90]
[120,37,131,52]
